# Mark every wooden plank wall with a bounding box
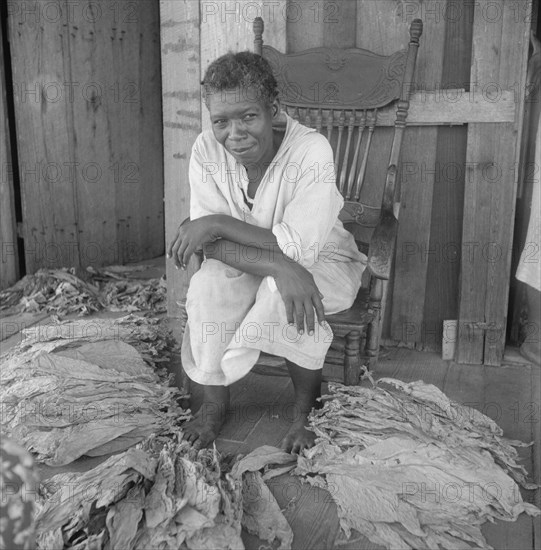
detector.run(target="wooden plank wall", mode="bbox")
[284,0,472,351]
[7,0,164,274]
[457,0,531,364]
[0,18,19,290]
[160,1,532,365]
[160,0,202,316]
[200,0,287,131]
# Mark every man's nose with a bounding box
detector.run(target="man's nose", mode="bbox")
[228,119,246,140]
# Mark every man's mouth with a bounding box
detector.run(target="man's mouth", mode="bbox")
[229,145,254,154]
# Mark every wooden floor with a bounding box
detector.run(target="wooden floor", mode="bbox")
[1,258,539,549]
[194,347,540,550]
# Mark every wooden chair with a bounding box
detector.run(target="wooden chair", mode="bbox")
[253,17,423,384]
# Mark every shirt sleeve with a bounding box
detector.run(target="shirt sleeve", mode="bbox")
[272,134,343,268]
[189,135,231,220]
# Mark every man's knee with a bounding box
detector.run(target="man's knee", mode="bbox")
[186,260,257,310]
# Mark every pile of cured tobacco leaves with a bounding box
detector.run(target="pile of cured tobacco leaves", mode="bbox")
[296,378,541,549]
[0,315,188,466]
[35,441,295,550]
[0,265,166,317]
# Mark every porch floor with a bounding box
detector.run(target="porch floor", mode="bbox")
[1,256,539,549]
[194,346,541,550]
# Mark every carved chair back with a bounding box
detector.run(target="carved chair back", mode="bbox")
[254,18,423,278]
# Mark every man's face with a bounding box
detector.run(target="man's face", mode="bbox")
[208,87,278,166]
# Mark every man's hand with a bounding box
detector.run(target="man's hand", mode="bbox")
[274,260,325,335]
[167,217,220,269]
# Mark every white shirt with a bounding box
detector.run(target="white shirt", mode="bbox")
[188,113,366,269]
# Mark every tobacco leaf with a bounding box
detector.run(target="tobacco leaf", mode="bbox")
[294,380,541,550]
[35,436,245,550]
[0,266,166,317]
[1,316,187,466]
[241,471,293,550]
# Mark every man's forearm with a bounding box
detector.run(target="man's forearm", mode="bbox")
[203,239,289,278]
[209,214,279,252]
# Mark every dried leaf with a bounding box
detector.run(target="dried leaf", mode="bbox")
[295,380,541,550]
[36,435,244,550]
[1,317,187,466]
[242,471,293,550]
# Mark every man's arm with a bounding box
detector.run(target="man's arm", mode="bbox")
[203,238,325,335]
[168,214,281,270]
[166,215,325,334]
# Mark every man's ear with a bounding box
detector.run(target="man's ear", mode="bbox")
[272,98,281,119]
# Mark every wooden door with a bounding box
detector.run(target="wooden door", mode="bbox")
[6,0,165,274]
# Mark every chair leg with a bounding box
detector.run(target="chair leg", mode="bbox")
[365,278,383,369]
[365,316,381,370]
[344,330,362,385]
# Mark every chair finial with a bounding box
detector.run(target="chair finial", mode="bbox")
[410,19,423,43]
[253,17,264,55]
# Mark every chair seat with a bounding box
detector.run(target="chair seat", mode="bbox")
[326,286,375,337]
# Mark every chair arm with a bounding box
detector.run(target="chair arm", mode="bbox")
[367,164,399,279]
[367,212,398,280]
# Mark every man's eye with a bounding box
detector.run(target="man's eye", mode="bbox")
[244,114,256,121]
[214,120,227,126]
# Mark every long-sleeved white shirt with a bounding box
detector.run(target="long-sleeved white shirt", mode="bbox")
[188,113,366,270]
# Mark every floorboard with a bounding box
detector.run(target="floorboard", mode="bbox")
[2,256,538,549]
[219,347,540,550]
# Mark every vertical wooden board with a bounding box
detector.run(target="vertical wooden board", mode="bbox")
[423,127,467,348]
[68,0,164,266]
[160,0,201,316]
[457,0,504,364]
[458,0,532,364]
[390,127,438,343]
[457,124,493,363]
[439,0,475,91]
[356,0,446,91]
[109,1,162,263]
[323,0,356,48]
[483,123,523,365]
[112,1,164,264]
[111,1,143,263]
[286,0,324,51]
[8,1,80,272]
[423,2,473,349]
[357,2,447,345]
[483,2,532,365]
[136,2,165,261]
[200,0,286,64]
[0,20,19,289]
[200,0,287,131]
[356,0,409,53]
[67,1,119,267]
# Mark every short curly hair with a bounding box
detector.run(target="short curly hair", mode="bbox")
[202,51,279,109]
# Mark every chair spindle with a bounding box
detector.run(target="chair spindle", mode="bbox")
[345,110,367,200]
[338,110,356,196]
[334,110,346,174]
[315,108,323,133]
[326,110,334,142]
[353,109,377,201]
[304,108,312,128]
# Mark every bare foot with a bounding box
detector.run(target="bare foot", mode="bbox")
[280,360,321,454]
[280,415,316,455]
[183,405,225,449]
[182,385,229,449]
